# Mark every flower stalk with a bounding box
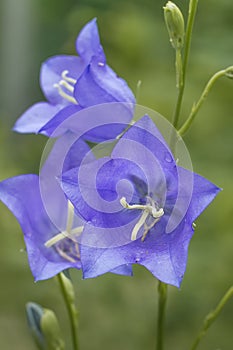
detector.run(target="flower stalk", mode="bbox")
[172,0,199,129]
[57,273,79,350]
[179,66,233,135]
[190,286,233,350]
[156,281,168,350]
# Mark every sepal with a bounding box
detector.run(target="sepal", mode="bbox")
[26,302,65,350]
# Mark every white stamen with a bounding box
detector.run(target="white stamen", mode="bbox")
[55,246,77,263]
[61,70,77,84]
[131,210,150,241]
[45,231,69,248]
[98,62,105,67]
[44,201,84,248]
[142,217,161,242]
[53,83,77,104]
[54,70,78,104]
[59,80,74,93]
[120,196,164,241]
[66,201,75,233]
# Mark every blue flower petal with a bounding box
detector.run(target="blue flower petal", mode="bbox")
[75,18,105,64]
[40,55,85,105]
[177,167,221,224]
[13,102,64,134]
[0,175,81,281]
[39,105,82,137]
[74,61,135,107]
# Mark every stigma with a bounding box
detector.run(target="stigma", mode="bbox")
[44,201,83,262]
[120,196,164,241]
[53,70,78,104]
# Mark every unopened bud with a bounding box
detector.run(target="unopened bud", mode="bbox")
[41,309,65,350]
[164,1,185,50]
[26,302,45,349]
[26,302,65,350]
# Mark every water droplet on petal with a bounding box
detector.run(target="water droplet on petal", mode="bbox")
[165,152,173,163]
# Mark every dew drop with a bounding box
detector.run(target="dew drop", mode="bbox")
[164,152,173,163]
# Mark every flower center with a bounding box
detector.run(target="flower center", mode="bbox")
[53,70,78,104]
[44,201,83,262]
[120,196,164,241]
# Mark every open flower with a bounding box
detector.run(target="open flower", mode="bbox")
[61,116,220,287]
[0,174,82,281]
[0,137,132,281]
[13,18,135,137]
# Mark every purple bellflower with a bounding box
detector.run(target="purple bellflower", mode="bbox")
[13,18,135,137]
[0,136,132,281]
[61,116,220,287]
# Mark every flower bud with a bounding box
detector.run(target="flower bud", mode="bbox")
[26,302,45,349]
[26,302,65,350]
[164,1,185,50]
[41,309,65,350]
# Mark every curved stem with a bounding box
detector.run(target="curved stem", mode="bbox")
[57,273,79,350]
[190,286,233,350]
[179,68,228,136]
[172,0,199,129]
[156,281,168,350]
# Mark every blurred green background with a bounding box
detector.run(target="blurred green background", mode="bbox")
[0,0,232,349]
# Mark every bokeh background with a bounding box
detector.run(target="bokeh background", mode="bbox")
[0,0,232,349]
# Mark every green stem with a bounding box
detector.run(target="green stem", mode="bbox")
[57,273,79,350]
[190,286,233,350]
[172,0,199,129]
[179,69,226,136]
[156,281,168,350]
[175,49,183,90]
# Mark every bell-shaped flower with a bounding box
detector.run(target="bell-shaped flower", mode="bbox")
[0,136,132,281]
[13,18,135,138]
[61,116,220,287]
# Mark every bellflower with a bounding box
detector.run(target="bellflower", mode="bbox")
[61,116,220,287]
[13,18,135,137]
[0,136,132,281]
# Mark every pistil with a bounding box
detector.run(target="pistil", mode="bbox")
[44,201,83,248]
[120,196,164,241]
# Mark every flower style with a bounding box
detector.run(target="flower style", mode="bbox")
[61,116,220,287]
[0,136,132,281]
[13,18,135,137]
